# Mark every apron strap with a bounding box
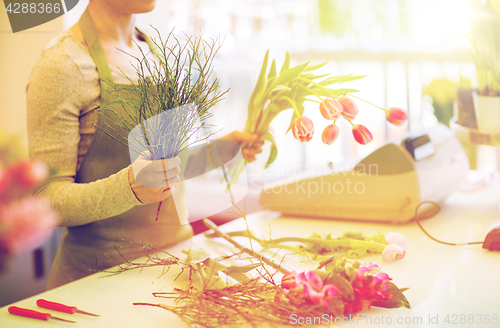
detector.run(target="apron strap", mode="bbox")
[78,9,161,98]
[78,9,114,97]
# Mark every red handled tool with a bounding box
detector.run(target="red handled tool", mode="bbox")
[8,306,76,323]
[37,299,100,317]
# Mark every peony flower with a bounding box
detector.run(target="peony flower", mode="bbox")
[291,115,314,142]
[352,124,373,145]
[385,107,407,126]
[0,197,59,254]
[321,124,340,145]
[385,232,409,250]
[337,97,359,121]
[319,97,343,120]
[382,244,406,261]
[345,262,393,314]
[9,160,48,189]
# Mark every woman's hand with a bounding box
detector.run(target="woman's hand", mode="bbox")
[218,131,265,162]
[128,154,181,204]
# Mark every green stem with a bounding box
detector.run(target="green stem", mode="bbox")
[349,94,386,111]
[205,230,387,253]
[202,219,290,274]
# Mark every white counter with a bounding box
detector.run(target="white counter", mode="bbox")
[1,184,500,328]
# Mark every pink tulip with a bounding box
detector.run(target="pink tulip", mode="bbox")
[291,115,314,143]
[322,124,340,145]
[319,97,343,120]
[385,107,407,126]
[0,197,59,254]
[352,124,373,145]
[9,160,48,189]
[281,271,298,290]
[338,97,359,121]
[382,244,406,261]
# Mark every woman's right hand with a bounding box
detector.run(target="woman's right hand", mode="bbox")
[128,154,181,204]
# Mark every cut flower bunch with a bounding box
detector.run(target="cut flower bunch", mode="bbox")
[131,226,410,328]
[0,132,59,272]
[205,230,409,262]
[96,31,228,220]
[277,260,410,318]
[98,31,227,160]
[108,206,410,327]
[228,51,407,183]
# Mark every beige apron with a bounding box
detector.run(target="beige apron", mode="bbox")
[47,9,193,289]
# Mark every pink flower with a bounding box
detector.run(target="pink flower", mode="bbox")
[385,232,409,250]
[385,107,407,126]
[352,124,373,145]
[0,197,59,254]
[355,262,379,282]
[291,115,314,142]
[345,262,393,314]
[280,270,340,306]
[337,97,359,121]
[321,124,340,145]
[0,165,10,203]
[9,160,48,189]
[382,244,406,261]
[319,97,343,120]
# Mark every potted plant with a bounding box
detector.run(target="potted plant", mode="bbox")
[469,0,500,133]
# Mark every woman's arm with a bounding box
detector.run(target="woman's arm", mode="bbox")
[27,38,142,227]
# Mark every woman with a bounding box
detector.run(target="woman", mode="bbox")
[26,0,262,289]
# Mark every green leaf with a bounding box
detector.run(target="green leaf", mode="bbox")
[248,50,269,119]
[307,73,330,80]
[280,52,291,73]
[372,282,411,309]
[324,272,355,301]
[202,258,227,272]
[184,244,210,264]
[285,103,305,133]
[310,88,359,98]
[268,59,277,80]
[223,263,261,275]
[310,232,322,239]
[271,85,292,93]
[260,131,278,168]
[225,272,251,283]
[319,74,366,86]
[275,61,310,86]
[304,61,328,72]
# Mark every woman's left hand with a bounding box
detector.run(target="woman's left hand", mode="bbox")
[218,131,264,162]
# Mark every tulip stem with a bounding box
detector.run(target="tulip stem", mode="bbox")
[202,219,290,274]
[349,94,386,111]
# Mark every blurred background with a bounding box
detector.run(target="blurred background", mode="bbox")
[1,0,498,306]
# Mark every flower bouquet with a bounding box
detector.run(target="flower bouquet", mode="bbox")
[127,219,410,328]
[96,31,229,219]
[0,132,59,273]
[99,31,227,159]
[227,51,407,184]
